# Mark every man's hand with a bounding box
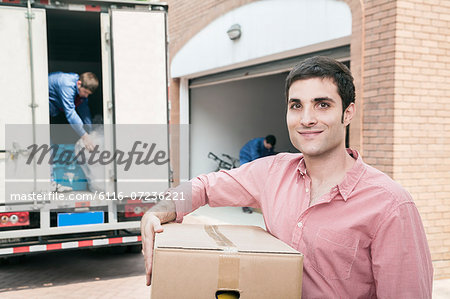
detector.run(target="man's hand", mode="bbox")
[141,212,164,286]
[140,200,176,286]
[81,133,95,152]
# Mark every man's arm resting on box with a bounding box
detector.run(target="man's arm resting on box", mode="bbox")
[141,156,274,285]
[174,158,273,222]
[139,171,254,286]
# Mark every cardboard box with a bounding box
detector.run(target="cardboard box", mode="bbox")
[151,224,303,299]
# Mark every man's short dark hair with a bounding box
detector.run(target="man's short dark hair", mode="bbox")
[285,56,355,114]
[79,72,99,93]
[265,135,276,146]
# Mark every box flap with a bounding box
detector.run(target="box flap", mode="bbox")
[155,223,301,254]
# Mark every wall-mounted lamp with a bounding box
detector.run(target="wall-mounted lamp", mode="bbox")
[227,24,241,40]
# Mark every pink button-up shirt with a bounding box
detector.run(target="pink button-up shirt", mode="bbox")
[176,149,433,298]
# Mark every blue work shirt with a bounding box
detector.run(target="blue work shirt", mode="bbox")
[49,72,92,137]
[239,137,274,165]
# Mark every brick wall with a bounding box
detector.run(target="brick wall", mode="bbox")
[391,0,450,279]
[165,0,450,279]
[358,0,397,177]
[345,0,364,154]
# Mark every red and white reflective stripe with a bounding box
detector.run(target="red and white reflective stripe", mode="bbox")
[0,236,142,255]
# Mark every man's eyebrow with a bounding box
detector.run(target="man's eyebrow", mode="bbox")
[313,97,335,103]
[288,98,300,103]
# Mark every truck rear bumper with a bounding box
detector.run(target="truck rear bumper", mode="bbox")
[0,235,141,257]
[0,220,141,238]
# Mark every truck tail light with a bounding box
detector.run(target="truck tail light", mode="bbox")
[124,202,155,218]
[0,212,30,227]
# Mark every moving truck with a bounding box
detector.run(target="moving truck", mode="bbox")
[0,0,169,256]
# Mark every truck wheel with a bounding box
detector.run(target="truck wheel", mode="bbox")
[127,244,142,253]
[108,246,128,254]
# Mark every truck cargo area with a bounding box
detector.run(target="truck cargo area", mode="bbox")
[47,8,104,144]
[47,9,104,194]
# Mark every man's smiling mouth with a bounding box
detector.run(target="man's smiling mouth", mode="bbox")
[298,130,323,136]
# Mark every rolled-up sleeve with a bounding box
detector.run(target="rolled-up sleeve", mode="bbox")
[371,202,433,298]
[175,155,275,222]
[76,100,92,133]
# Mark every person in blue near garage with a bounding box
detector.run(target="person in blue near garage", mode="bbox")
[239,135,276,213]
[48,72,99,191]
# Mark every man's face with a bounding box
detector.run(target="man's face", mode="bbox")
[286,77,354,158]
[77,81,93,98]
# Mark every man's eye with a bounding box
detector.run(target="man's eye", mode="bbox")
[318,102,330,108]
[290,103,301,109]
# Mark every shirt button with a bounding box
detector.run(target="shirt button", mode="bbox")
[305,188,309,193]
[297,222,303,228]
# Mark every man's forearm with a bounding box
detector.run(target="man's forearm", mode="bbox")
[147,200,176,224]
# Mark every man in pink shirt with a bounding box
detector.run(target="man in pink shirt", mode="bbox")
[141,56,433,298]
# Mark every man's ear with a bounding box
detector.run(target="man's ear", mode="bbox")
[343,102,355,126]
[76,80,82,89]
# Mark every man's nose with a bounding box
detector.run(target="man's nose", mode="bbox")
[300,107,317,127]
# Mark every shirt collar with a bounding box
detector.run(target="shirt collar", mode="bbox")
[297,156,307,176]
[337,149,365,201]
[296,148,366,201]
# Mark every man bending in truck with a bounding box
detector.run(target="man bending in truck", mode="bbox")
[141,56,433,298]
[49,71,98,152]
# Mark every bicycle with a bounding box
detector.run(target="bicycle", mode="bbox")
[207,152,239,171]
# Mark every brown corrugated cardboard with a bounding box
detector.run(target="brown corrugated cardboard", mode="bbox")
[151,224,303,299]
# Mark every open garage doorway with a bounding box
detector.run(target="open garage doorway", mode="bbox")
[189,73,297,177]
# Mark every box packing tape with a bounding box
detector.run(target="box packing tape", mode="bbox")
[204,225,240,290]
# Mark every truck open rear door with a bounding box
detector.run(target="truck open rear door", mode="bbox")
[0,6,51,206]
[110,9,169,197]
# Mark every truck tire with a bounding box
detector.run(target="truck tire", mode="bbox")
[127,244,142,253]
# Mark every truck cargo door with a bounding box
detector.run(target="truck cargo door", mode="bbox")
[110,10,169,196]
[0,6,51,204]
